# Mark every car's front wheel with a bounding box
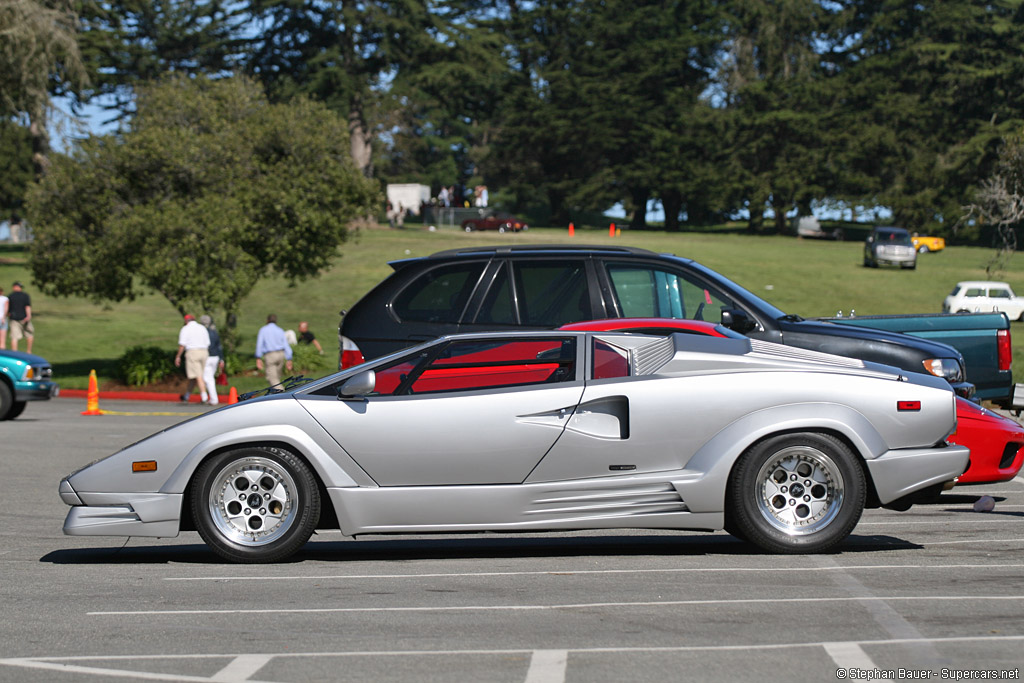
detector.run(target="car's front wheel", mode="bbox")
[918,245,929,253]
[726,432,865,554]
[192,446,320,563]
[463,224,473,232]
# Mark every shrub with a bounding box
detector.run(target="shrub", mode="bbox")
[118,346,175,386]
[291,343,332,375]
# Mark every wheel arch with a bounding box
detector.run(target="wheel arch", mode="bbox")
[675,403,886,514]
[179,439,340,533]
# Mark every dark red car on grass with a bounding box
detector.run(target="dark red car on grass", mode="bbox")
[561,318,1024,488]
[461,212,529,233]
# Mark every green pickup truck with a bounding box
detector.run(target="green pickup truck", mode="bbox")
[825,312,1012,405]
[0,350,60,420]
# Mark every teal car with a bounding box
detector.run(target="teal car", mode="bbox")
[0,350,59,420]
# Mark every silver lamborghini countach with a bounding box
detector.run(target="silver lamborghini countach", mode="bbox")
[59,331,968,563]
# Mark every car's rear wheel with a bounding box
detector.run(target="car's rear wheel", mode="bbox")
[0,382,13,420]
[192,446,320,563]
[918,245,929,253]
[726,432,865,554]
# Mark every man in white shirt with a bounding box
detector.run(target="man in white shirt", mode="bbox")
[174,314,211,403]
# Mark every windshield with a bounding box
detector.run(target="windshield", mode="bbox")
[876,229,912,246]
[685,260,788,320]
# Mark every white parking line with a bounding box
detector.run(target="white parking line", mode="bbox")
[524,650,568,683]
[823,642,877,671]
[211,655,272,682]
[88,595,1024,617]
[162,563,1024,582]
[3,636,1023,682]
[857,518,1021,525]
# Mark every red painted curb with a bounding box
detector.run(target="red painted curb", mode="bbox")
[60,389,229,403]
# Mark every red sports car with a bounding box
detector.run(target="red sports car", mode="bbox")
[461,212,529,233]
[561,318,1024,487]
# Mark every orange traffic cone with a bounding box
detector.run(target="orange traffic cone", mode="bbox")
[81,369,103,416]
[568,222,575,237]
[227,386,239,405]
[609,222,616,237]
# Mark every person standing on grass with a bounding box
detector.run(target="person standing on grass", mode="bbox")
[8,281,33,353]
[174,313,210,404]
[0,286,8,350]
[255,314,293,387]
[199,315,224,405]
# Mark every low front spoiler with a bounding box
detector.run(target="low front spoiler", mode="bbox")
[60,480,182,537]
[864,444,971,504]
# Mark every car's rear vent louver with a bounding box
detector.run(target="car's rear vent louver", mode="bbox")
[633,336,676,376]
[748,340,865,368]
[526,483,687,519]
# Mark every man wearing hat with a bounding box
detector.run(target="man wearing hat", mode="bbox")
[174,313,210,404]
[8,281,33,353]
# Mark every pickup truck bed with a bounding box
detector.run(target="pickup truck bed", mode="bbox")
[823,312,1012,405]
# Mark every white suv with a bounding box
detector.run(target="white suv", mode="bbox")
[944,281,1024,320]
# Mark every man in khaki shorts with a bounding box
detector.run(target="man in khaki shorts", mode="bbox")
[7,281,33,353]
[255,314,293,386]
[174,313,210,403]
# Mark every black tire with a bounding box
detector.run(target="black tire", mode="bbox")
[0,382,13,420]
[7,401,26,419]
[192,446,320,563]
[726,432,865,554]
[918,245,929,253]
[463,224,473,232]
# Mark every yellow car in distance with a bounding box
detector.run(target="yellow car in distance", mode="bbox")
[912,234,945,253]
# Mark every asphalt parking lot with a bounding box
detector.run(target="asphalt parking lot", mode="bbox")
[2,397,1022,682]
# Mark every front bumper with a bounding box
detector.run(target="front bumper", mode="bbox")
[864,444,970,504]
[15,380,59,402]
[59,478,182,537]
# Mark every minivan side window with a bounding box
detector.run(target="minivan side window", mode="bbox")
[605,263,733,322]
[392,262,486,323]
[512,261,591,326]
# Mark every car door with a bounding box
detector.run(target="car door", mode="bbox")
[526,334,709,483]
[299,335,586,486]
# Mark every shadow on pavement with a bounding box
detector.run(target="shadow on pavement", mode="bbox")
[39,532,920,565]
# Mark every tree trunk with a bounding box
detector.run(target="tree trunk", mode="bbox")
[747,193,766,233]
[348,101,373,177]
[662,190,682,232]
[772,194,790,234]
[629,187,648,230]
[29,108,49,179]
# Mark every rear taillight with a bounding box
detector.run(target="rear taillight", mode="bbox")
[997,328,1012,371]
[339,335,365,369]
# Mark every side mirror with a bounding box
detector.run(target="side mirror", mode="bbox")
[338,369,375,399]
[721,308,757,334]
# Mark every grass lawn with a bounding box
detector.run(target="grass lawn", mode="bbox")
[3,225,1024,392]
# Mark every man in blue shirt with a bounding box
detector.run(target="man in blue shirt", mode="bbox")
[255,314,293,386]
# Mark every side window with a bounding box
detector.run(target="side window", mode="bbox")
[593,339,630,380]
[355,338,578,397]
[512,261,591,326]
[989,288,1012,299]
[475,264,516,325]
[606,263,733,322]
[965,288,984,298]
[392,262,486,323]
[411,338,576,394]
